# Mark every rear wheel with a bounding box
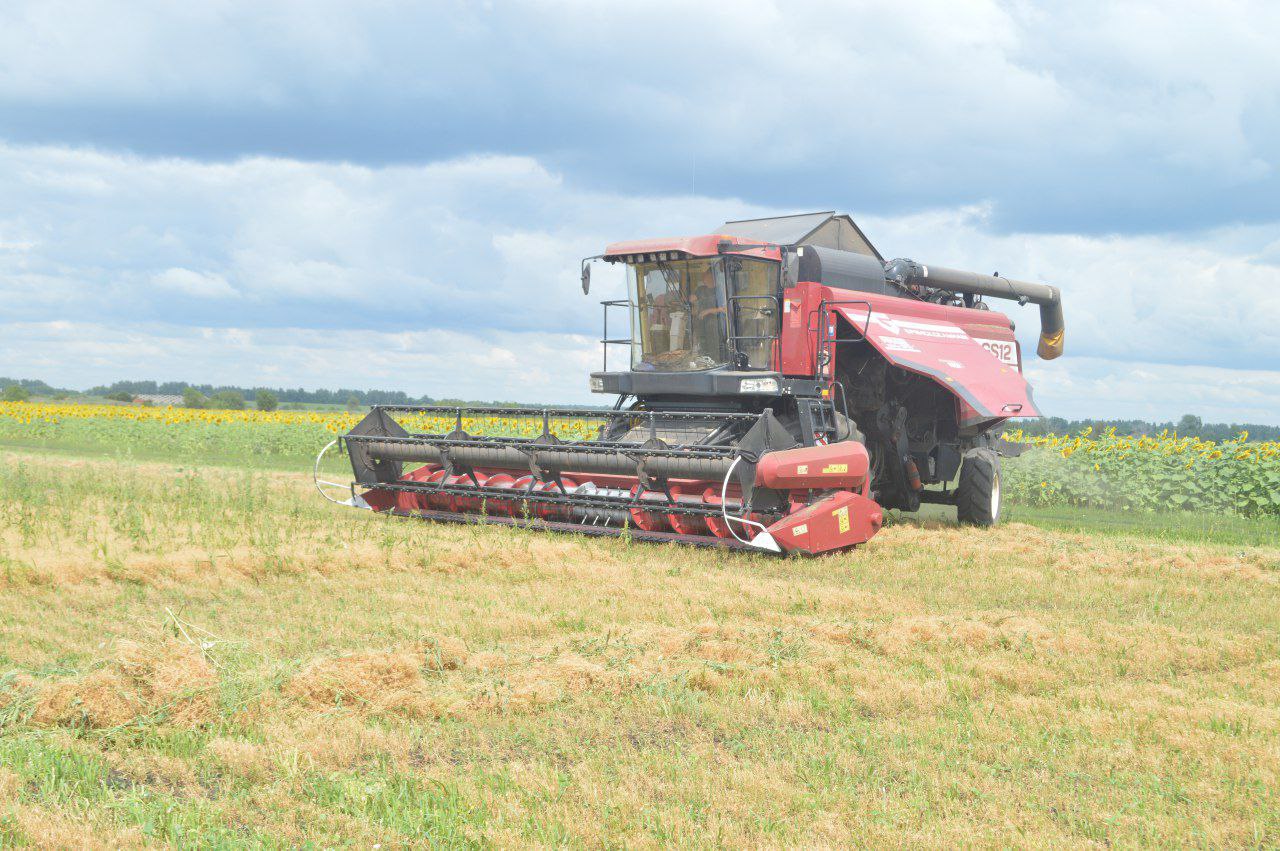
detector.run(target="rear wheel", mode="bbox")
[956,448,1001,526]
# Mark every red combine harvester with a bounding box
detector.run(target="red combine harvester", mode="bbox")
[319,212,1063,555]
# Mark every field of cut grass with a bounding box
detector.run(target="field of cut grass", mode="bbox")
[1,450,1278,848]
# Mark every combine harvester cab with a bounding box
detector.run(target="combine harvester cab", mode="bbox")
[319,212,1064,555]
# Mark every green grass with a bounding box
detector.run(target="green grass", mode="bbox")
[6,436,1276,547]
[0,438,349,476]
[905,500,1280,547]
[1000,503,1280,547]
[0,451,1276,846]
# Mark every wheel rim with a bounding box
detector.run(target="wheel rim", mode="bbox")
[990,471,1001,521]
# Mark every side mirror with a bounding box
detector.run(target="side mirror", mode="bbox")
[581,261,591,294]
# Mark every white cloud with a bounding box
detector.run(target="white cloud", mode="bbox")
[0,141,1276,423]
[0,142,762,335]
[152,267,237,298]
[0,320,598,404]
[0,1,1275,232]
[3,319,1278,423]
[1025,357,1280,426]
[860,205,1280,371]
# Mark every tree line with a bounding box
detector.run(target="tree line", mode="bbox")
[83,379,431,407]
[1,376,553,412]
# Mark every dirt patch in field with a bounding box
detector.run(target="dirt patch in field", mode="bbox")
[1098,623,1263,676]
[876,611,1081,655]
[28,639,217,729]
[507,653,617,710]
[465,650,509,671]
[99,749,198,795]
[471,652,622,714]
[206,714,421,777]
[429,537,599,575]
[283,634,468,718]
[287,652,425,717]
[0,767,20,799]
[6,803,148,850]
[1166,552,1278,584]
[966,655,1062,693]
[207,736,273,781]
[840,657,951,716]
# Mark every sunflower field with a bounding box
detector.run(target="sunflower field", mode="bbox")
[1001,427,1280,518]
[0,401,600,466]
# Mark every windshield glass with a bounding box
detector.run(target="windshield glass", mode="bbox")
[627,256,779,372]
[628,258,729,371]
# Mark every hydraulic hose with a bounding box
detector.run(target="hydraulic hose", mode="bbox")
[719,456,780,552]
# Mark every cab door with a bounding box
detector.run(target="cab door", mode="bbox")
[725,257,781,369]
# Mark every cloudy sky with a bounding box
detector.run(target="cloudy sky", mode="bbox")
[2,0,1278,422]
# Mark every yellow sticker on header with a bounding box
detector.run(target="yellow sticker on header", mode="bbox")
[834,505,850,533]
[796,464,809,475]
[792,524,808,537]
[822,463,848,474]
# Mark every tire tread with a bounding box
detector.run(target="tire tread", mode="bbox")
[957,448,1000,526]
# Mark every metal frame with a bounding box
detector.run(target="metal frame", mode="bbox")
[793,298,874,443]
[380,507,766,552]
[365,477,771,521]
[812,298,872,382]
[342,404,776,504]
[600,255,787,380]
[343,431,741,462]
[600,299,634,372]
[727,294,781,370]
[343,404,757,470]
[365,404,761,426]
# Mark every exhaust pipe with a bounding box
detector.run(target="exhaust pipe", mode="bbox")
[885,259,1065,360]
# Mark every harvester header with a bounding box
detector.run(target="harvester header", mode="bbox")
[319,211,1064,555]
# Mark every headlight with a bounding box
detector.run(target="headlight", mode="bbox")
[739,377,779,394]
[589,377,605,392]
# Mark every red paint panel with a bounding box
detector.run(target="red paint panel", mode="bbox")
[767,490,883,554]
[832,299,1040,421]
[779,284,818,376]
[604,234,781,261]
[755,441,869,490]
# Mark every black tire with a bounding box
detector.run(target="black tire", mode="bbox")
[956,448,1001,526]
[833,412,864,445]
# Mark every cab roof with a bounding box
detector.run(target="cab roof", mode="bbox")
[603,234,779,262]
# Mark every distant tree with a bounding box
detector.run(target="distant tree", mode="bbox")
[105,391,133,403]
[345,393,362,411]
[2,384,30,402]
[255,390,279,412]
[210,390,245,410]
[0,377,66,397]
[182,387,208,409]
[1177,414,1203,436]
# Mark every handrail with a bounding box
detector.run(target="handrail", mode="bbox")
[813,298,873,382]
[600,299,634,372]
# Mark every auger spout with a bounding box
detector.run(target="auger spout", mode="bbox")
[883,259,1065,360]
